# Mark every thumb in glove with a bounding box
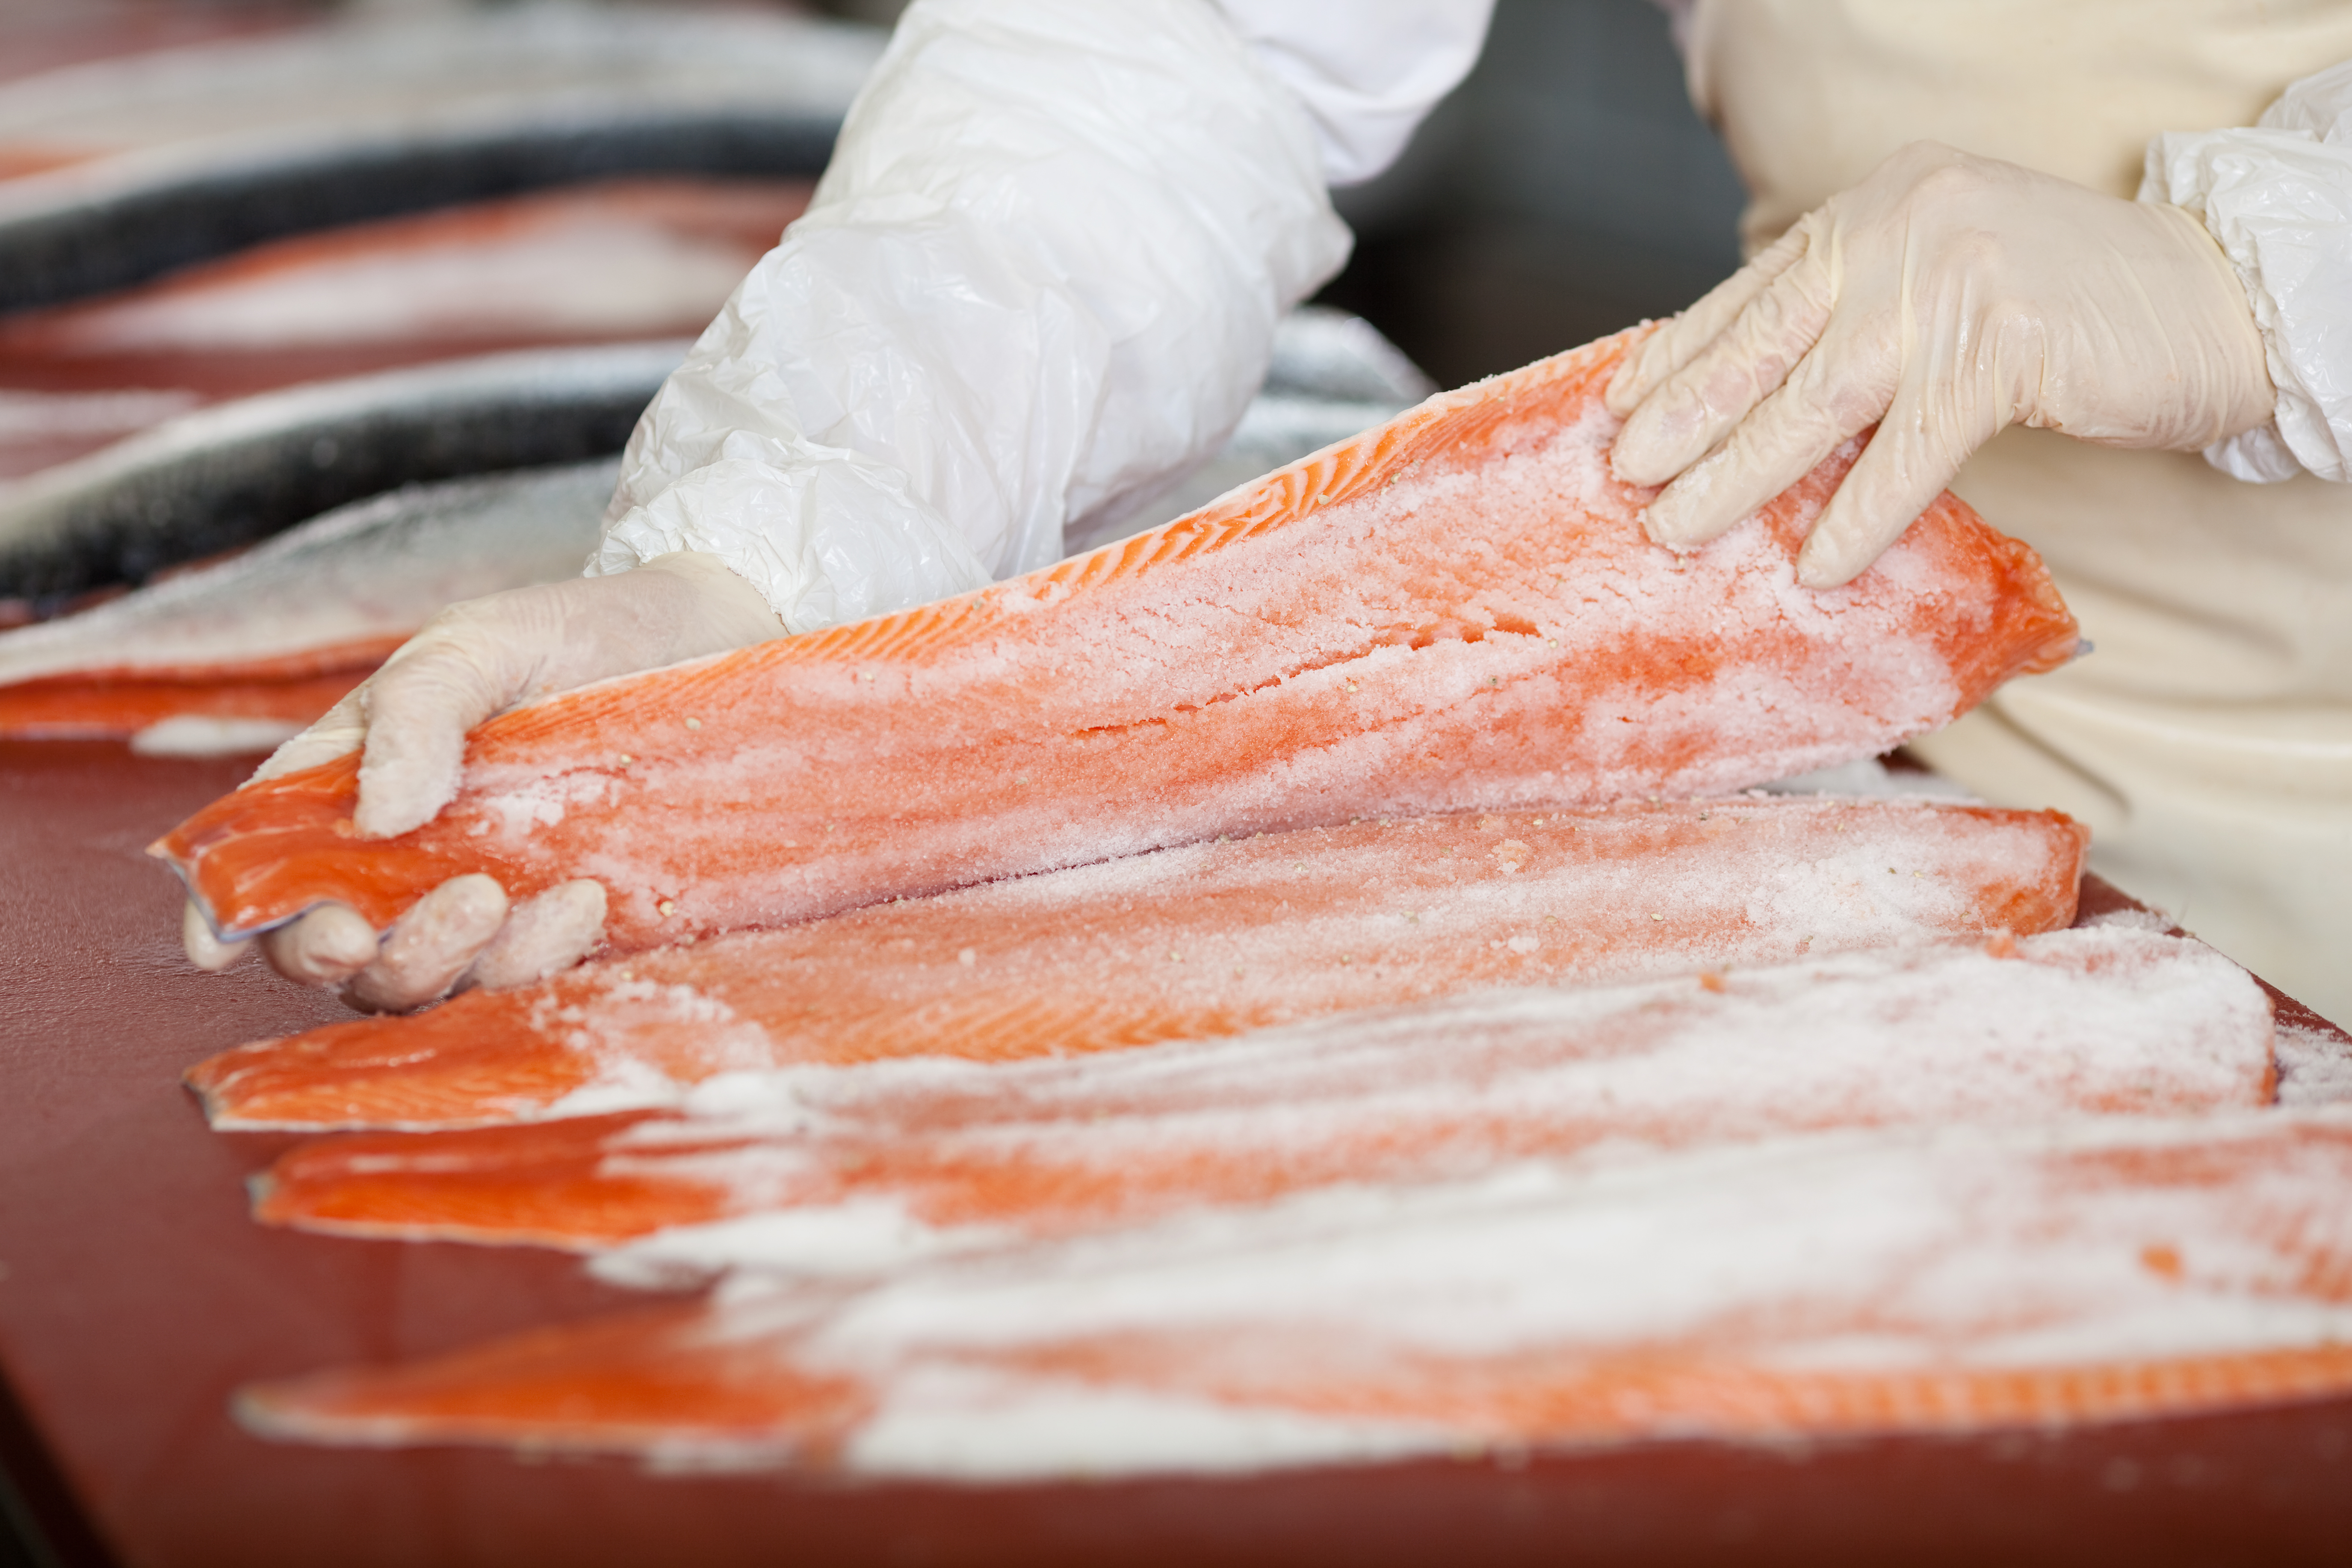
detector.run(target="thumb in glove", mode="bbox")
[184,552,782,1008]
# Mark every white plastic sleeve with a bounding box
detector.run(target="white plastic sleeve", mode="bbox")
[1209,0,1494,187]
[591,0,1352,634]
[2142,59,2352,485]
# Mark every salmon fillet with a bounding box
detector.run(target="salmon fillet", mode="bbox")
[0,645,392,740]
[0,461,620,741]
[233,1107,2352,1475]
[249,927,2273,1260]
[153,328,2080,948]
[186,795,2088,1131]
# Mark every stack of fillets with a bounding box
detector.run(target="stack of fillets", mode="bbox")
[163,330,2352,1479]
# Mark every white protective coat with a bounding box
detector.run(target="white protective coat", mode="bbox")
[587,0,1488,633]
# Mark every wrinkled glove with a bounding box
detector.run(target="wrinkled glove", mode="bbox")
[1605,140,2278,587]
[181,551,783,1009]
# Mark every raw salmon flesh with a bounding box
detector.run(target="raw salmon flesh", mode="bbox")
[186,794,2088,1131]
[235,1107,2352,1476]
[247,927,2269,1259]
[155,327,2081,951]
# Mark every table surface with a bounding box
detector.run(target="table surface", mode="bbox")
[3,739,2349,1568]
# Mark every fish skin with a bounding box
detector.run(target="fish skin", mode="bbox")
[0,461,616,739]
[0,342,684,602]
[0,7,881,313]
[246,926,2268,1256]
[0,182,813,363]
[231,1109,2352,1473]
[0,179,818,482]
[185,795,2088,1133]
[154,329,2083,948]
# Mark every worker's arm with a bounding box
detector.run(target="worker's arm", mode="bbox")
[1607,58,2352,582]
[1603,138,2277,588]
[2149,59,2352,487]
[198,0,1495,1003]
[1602,57,2352,586]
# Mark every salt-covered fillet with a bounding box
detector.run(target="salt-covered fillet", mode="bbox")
[0,181,811,362]
[0,461,614,740]
[154,328,2081,948]
[186,795,2087,1131]
[250,927,2272,1261]
[234,1106,2352,1475]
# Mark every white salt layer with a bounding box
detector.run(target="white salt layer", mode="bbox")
[299,1104,2352,1480]
[593,927,2272,1284]
[2277,1022,2352,1106]
[786,1108,2352,1475]
[335,794,2083,1133]
[130,715,305,758]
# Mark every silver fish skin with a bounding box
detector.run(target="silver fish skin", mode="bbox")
[0,341,685,602]
[0,8,883,311]
[2,310,1432,627]
[0,458,617,691]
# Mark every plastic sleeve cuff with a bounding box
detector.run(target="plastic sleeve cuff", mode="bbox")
[2145,125,2352,484]
[587,446,991,636]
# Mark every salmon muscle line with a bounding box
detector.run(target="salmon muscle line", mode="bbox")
[186,795,2089,1132]
[155,327,2080,950]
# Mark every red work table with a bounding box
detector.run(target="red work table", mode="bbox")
[3,739,2348,1568]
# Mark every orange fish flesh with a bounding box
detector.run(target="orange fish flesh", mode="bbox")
[233,1107,2352,1476]
[154,328,2081,950]
[0,644,393,741]
[247,927,2272,1259]
[187,794,2088,1131]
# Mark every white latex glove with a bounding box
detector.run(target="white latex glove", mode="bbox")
[1604,141,2277,587]
[181,551,783,1009]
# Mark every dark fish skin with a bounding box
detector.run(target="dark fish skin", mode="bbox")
[0,341,684,604]
[0,111,843,316]
[0,311,1430,609]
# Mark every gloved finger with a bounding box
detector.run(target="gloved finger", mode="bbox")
[343,874,509,1014]
[351,630,518,841]
[1794,385,2000,590]
[1638,322,1900,550]
[1604,225,1810,418]
[249,685,369,784]
[260,903,382,987]
[181,900,252,972]
[460,879,608,992]
[1612,254,1839,489]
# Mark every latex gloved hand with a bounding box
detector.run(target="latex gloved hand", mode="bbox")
[1605,140,2277,587]
[180,551,783,1009]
